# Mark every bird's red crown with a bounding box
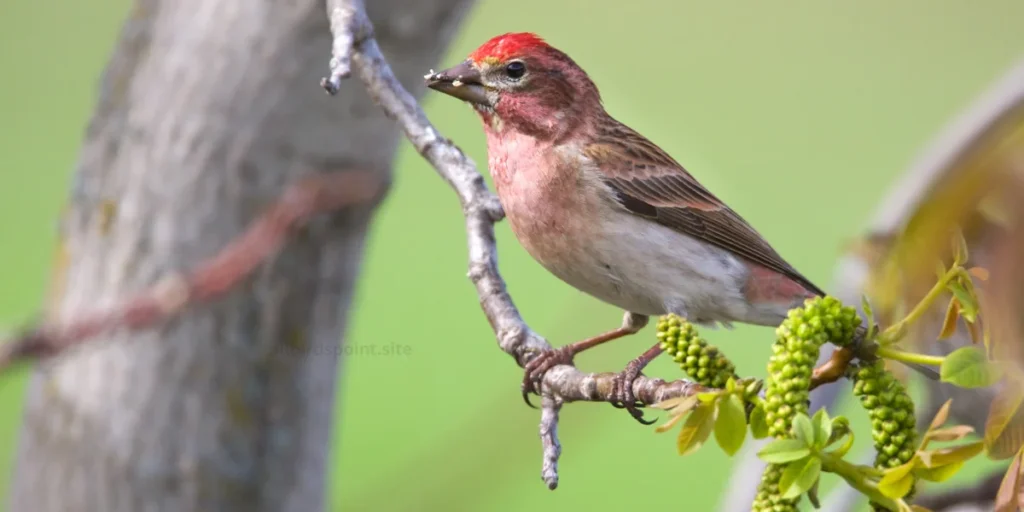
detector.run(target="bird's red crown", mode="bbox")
[469,32,550,64]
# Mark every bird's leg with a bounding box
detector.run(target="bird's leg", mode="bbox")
[610,342,664,425]
[521,312,648,407]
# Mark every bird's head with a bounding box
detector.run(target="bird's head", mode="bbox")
[426,32,601,138]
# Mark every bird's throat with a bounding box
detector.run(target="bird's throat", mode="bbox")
[472,104,501,131]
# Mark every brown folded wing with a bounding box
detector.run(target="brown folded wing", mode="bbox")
[585,118,824,297]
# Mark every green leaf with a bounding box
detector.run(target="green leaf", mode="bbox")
[743,379,764,399]
[947,281,978,323]
[757,439,811,464]
[714,394,747,456]
[807,477,821,509]
[986,383,1024,459]
[827,427,856,459]
[677,402,716,456]
[915,461,965,483]
[651,394,698,412]
[861,295,877,339]
[919,441,985,468]
[697,391,722,404]
[792,414,815,447]
[878,460,917,499]
[826,416,851,446]
[654,412,686,434]
[749,404,769,440]
[812,409,832,448]
[779,456,821,500]
[952,229,969,265]
[940,346,1002,388]
[654,395,699,433]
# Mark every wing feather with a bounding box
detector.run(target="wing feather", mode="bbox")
[585,117,825,296]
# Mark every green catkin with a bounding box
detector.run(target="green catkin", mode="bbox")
[764,296,860,438]
[753,296,860,511]
[850,360,918,510]
[656,315,737,388]
[752,463,800,512]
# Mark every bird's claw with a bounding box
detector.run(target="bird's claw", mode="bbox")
[611,359,655,425]
[521,346,576,408]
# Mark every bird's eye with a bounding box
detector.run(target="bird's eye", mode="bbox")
[505,61,526,79]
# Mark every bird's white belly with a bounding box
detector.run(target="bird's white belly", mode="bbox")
[539,211,752,325]
[488,133,764,326]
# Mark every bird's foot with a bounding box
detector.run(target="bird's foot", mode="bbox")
[521,346,576,407]
[610,357,656,425]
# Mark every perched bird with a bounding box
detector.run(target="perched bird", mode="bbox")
[424,33,877,422]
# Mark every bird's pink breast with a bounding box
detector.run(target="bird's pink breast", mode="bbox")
[484,128,596,267]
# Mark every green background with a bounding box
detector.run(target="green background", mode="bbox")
[1,1,1022,510]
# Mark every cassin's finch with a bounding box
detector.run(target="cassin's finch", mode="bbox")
[426,33,829,423]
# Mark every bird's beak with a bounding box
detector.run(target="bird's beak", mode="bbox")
[425,60,492,106]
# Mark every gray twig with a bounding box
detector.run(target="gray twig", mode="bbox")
[322,0,709,487]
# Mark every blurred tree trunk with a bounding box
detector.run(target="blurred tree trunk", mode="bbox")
[8,0,472,511]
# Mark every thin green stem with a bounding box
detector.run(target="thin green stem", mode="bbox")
[819,452,904,511]
[876,346,945,367]
[879,266,962,346]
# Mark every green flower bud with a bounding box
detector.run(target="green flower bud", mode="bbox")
[781,365,797,379]
[752,464,800,512]
[777,405,792,419]
[849,359,919,497]
[898,449,914,463]
[891,433,906,447]
[659,314,738,388]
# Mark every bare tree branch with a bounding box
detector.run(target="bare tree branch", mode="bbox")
[0,172,382,370]
[6,1,474,510]
[810,346,856,391]
[321,0,712,489]
[539,394,563,487]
